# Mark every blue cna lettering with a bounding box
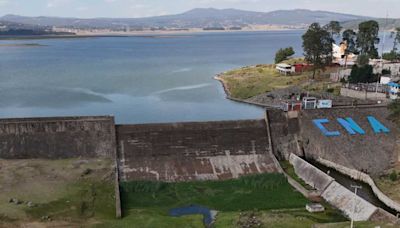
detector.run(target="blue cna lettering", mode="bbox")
[337,118,365,135]
[313,119,340,137]
[367,116,390,134]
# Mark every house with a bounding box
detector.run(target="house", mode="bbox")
[276,63,295,75]
[332,42,357,66]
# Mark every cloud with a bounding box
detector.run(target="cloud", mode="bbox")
[46,0,72,8]
[0,0,8,6]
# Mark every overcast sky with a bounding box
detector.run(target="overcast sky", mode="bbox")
[0,0,398,18]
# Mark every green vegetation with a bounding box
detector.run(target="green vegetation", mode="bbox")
[216,207,346,228]
[342,29,357,54]
[275,47,295,64]
[95,209,204,228]
[382,50,400,61]
[324,21,342,40]
[25,180,115,221]
[357,20,380,59]
[120,173,308,212]
[348,64,377,83]
[302,23,333,79]
[104,173,348,228]
[219,64,308,99]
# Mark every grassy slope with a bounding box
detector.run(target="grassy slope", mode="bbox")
[218,63,343,100]
[0,159,116,226]
[219,64,308,99]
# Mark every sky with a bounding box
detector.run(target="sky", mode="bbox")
[0,0,399,18]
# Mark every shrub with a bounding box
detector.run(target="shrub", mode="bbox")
[389,170,398,182]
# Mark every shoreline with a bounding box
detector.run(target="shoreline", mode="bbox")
[0,28,304,40]
[214,75,276,108]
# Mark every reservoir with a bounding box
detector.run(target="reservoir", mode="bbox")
[0,31,392,124]
[0,31,304,124]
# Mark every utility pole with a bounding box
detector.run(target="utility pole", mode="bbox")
[350,185,362,228]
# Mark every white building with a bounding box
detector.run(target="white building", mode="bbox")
[276,63,295,75]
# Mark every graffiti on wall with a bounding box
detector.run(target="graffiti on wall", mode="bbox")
[313,116,390,137]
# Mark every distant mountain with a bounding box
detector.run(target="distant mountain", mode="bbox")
[342,18,400,30]
[0,8,372,30]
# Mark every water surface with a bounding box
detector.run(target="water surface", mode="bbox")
[0,31,305,123]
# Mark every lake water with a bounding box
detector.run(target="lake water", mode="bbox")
[0,31,312,123]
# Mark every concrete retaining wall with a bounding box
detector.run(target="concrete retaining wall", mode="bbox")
[317,157,400,213]
[0,116,116,159]
[322,181,377,221]
[340,88,387,100]
[290,154,378,221]
[117,120,279,182]
[289,153,334,194]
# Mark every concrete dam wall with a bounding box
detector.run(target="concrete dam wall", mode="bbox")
[298,107,399,176]
[0,116,116,159]
[117,119,279,182]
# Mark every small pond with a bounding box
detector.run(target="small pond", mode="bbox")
[169,205,216,227]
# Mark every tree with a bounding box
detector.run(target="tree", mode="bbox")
[390,27,400,52]
[324,21,342,42]
[356,20,380,59]
[357,54,370,66]
[342,29,357,54]
[302,23,333,79]
[348,64,377,83]
[275,47,295,64]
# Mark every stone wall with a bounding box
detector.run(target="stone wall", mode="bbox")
[340,88,388,100]
[117,120,279,182]
[266,109,302,160]
[0,116,116,159]
[299,107,399,176]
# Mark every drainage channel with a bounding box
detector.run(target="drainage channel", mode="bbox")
[307,159,399,216]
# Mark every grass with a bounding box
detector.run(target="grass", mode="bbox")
[98,173,347,228]
[219,64,309,99]
[94,209,204,228]
[120,173,308,212]
[215,207,347,228]
[219,63,344,100]
[0,159,116,226]
[25,180,116,221]
[375,166,400,203]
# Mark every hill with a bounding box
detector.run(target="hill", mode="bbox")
[1,8,371,30]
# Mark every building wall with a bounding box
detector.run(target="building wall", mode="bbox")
[0,116,116,159]
[117,120,279,182]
